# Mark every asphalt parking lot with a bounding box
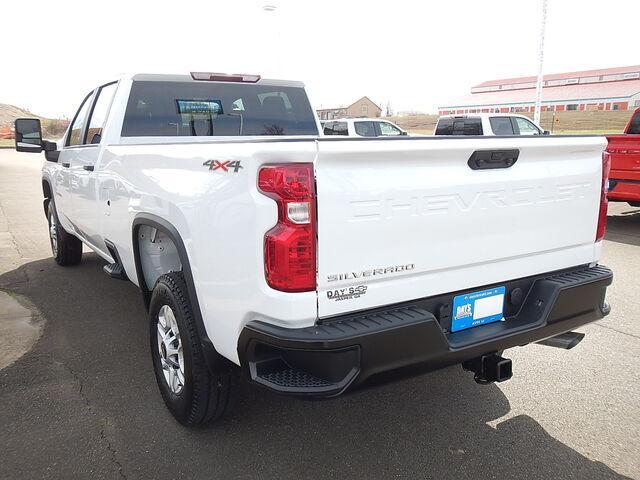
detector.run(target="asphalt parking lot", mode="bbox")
[0,149,638,480]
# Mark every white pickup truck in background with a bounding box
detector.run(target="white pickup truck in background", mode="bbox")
[14,72,612,426]
[435,113,549,136]
[321,117,408,137]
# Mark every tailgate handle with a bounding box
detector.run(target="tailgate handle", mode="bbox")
[468,149,519,170]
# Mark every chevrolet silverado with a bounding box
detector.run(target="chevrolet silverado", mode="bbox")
[14,72,613,426]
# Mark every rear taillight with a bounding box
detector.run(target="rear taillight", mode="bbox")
[596,150,611,242]
[258,163,316,292]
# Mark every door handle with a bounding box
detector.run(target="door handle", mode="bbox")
[61,162,70,168]
[83,165,95,171]
[468,149,519,170]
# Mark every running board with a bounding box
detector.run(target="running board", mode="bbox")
[103,262,127,281]
[103,239,128,281]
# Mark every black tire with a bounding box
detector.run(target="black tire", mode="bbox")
[46,199,83,266]
[149,271,234,426]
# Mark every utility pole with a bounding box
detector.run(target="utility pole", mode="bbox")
[534,0,548,125]
[262,4,281,77]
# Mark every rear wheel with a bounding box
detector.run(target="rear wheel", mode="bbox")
[47,200,83,266]
[149,271,234,426]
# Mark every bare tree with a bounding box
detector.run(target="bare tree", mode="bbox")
[385,100,393,117]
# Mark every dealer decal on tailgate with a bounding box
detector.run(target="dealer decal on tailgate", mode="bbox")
[451,286,506,333]
[327,286,368,302]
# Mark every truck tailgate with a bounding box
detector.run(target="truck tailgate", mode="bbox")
[315,136,606,318]
[607,135,640,172]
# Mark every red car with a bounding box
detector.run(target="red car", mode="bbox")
[607,108,640,206]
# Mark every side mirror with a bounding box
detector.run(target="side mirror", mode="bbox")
[15,118,43,153]
[542,130,551,135]
[401,131,408,136]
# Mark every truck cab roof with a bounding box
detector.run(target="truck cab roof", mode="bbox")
[127,73,305,89]
[438,113,534,121]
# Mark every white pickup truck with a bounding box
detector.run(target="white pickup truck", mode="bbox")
[15,72,613,426]
[435,113,548,136]
[321,118,408,137]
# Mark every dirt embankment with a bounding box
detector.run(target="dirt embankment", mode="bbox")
[0,103,69,140]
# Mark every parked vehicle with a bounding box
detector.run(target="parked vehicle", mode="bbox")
[15,72,612,426]
[322,117,408,136]
[435,113,548,136]
[606,107,640,206]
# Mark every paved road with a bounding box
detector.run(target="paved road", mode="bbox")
[1,149,638,480]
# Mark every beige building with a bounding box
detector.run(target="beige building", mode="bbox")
[317,96,382,120]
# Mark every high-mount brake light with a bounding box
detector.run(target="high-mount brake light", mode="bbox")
[190,72,261,83]
[258,163,316,292]
[596,150,611,242]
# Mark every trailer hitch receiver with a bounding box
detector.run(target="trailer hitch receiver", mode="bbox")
[462,353,513,385]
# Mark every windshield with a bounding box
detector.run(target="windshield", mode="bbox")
[121,81,318,137]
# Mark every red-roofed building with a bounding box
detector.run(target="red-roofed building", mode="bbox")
[439,65,640,115]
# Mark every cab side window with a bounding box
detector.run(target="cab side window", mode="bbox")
[354,121,376,137]
[323,121,348,136]
[323,121,335,135]
[490,117,515,135]
[67,92,95,146]
[378,122,402,136]
[454,118,482,135]
[332,122,348,135]
[628,112,640,135]
[435,118,454,135]
[514,117,541,135]
[436,118,483,135]
[86,83,117,144]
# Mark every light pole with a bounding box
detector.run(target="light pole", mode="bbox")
[533,0,548,125]
[262,4,281,77]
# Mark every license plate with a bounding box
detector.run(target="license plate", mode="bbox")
[451,286,506,333]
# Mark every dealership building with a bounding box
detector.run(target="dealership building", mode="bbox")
[439,65,640,115]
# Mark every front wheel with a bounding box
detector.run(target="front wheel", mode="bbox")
[149,271,234,426]
[47,200,83,266]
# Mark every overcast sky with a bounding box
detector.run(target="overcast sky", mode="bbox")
[1,0,637,118]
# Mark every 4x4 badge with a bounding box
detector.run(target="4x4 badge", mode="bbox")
[203,160,243,173]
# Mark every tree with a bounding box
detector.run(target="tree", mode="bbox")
[384,100,393,117]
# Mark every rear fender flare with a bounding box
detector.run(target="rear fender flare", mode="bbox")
[42,176,53,216]
[132,213,222,370]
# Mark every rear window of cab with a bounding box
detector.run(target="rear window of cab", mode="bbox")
[121,81,318,137]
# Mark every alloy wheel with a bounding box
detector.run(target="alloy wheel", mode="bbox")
[157,305,185,394]
[49,210,58,256]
